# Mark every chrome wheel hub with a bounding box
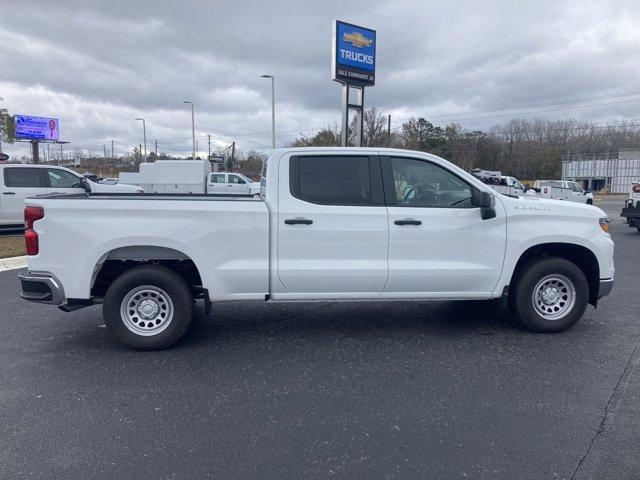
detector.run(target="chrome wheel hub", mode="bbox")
[120,285,174,336]
[532,274,576,321]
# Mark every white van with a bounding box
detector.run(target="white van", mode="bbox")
[0,164,142,226]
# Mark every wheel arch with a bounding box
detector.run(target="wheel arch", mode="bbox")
[90,245,205,298]
[508,242,600,305]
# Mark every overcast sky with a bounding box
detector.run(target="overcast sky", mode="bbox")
[1,0,639,159]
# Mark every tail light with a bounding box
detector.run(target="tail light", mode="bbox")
[633,184,640,193]
[24,206,44,255]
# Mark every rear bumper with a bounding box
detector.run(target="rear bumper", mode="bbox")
[18,271,65,305]
[598,279,613,299]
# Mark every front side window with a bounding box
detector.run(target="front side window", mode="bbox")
[46,168,82,188]
[210,174,225,184]
[4,168,42,188]
[292,155,371,205]
[228,174,246,184]
[390,157,473,208]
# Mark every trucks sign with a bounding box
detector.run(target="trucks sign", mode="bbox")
[332,20,376,86]
[14,115,60,141]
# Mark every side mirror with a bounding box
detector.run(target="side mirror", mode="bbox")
[80,177,92,193]
[477,190,496,220]
[477,190,494,208]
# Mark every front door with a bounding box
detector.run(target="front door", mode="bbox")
[43,168,86,195]
[383,156,506,296]
[227,174,249,195]
[276,154,388,295]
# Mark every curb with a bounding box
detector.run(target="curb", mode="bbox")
[0,255,28,272]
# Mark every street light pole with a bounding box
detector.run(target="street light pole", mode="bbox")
[182,101,196,159]
[261,75,276,148]
[135,118,147,162]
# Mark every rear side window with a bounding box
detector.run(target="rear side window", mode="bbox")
[4,168,43,188]
[291,156,371,205]
[210,174,226,183]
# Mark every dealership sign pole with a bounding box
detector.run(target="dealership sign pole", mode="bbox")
[332,20,376,147]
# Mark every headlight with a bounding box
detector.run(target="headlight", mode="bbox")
[599,217,610,233]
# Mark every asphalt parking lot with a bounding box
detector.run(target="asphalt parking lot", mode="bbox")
[1,200,638,480]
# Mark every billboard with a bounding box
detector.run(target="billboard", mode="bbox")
[332,20,376,86]
[14,115,60,141]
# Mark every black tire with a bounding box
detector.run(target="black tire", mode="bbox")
[586,199,593,205]
[103,265,193,350]
[510,257,589,332]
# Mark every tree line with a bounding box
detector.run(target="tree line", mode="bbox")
[291,107,640,179]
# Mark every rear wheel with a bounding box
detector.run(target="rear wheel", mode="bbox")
[510,257,589,332]
[103,265,193,350]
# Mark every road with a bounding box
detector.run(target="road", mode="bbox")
[1,200,638,480]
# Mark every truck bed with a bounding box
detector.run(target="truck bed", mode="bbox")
[25,192,270,301]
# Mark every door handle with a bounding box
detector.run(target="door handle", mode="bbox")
[394,218,422,226]
[2,192,16,195]
[284,218,313,225]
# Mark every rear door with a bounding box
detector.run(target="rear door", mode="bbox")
[1,167,49,225]
[276,154,389,295]
[207,173,228,194]
[383,155,506,295]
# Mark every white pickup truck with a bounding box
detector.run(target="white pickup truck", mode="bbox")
[19,148,614,350]
[533,180,594,205]
[0,164,142,226]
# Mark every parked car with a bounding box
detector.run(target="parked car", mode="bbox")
[533,180,594,204]
[19,147,614,350]
[99,178,119,185]
[0,164,143,226]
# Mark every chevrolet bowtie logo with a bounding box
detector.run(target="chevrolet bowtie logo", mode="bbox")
[342,32,373,48]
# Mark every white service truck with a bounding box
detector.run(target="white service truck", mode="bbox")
[19,148,614,350]
[533,180,594,205]
[0,164,142,226]
[470,169,527,196]
[118,160,260,195]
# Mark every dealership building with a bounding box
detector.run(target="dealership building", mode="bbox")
[562,148,640,193]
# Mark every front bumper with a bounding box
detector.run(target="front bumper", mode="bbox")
[18,272,65,305]
[598,279,613,299]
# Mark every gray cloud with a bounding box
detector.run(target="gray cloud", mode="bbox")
[2,0,640,158]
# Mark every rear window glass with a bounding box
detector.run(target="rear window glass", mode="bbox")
[292,156,371,205]
[4,168,42,188]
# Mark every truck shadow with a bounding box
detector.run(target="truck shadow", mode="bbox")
[180,299,525,349]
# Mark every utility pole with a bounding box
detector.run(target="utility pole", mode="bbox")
[387,114,391,147]
[103,145,107,160]
[207,134,211,159]
[260,75,276,148]
[60,144,63,165]
[135,118,147,162]
[111,140,114,161]
[139,143,142,163]
[182,101,196,159]
[230,142,235,172]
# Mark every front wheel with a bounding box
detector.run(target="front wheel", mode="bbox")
[103,265,193,350]
[510,257,589,332]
